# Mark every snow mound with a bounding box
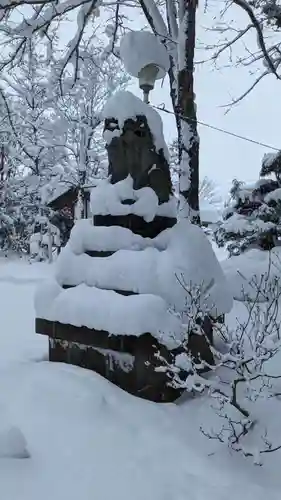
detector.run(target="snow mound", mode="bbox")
[102,91,169,160]
[119,30,169,79]
[90,176,176,221]
[161,220,233,317]
[0,427,30,459]
[35,282,183,349]
[222,247,281,301]
[69,219,149,255]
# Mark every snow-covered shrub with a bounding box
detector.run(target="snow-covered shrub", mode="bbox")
[157,268,281,464]
[215,176,281,256]
[29,216,59,263]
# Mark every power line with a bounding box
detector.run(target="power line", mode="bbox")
[152,104,280,152]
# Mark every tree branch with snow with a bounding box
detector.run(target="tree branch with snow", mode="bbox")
[157,269,281,464]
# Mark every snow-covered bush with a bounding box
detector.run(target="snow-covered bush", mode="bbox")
[158,268,281,463]
[29,216,60,263]
[215,176,281,256]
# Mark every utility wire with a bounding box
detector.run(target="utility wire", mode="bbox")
[152,104,280,152]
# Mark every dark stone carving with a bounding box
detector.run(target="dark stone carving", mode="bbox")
[85,250,115,258]
[93,213,176,238]
[104,115,173,204]
[62,284,137,296]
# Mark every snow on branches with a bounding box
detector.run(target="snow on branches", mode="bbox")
[204,0,281,105]
[215,173,281,256]
[157,264,281,464]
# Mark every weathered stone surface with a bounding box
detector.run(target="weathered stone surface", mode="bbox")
[36,319,182,403]
[104,115,173,204]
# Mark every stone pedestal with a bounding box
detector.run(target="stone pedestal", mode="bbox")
[36,318,182,403]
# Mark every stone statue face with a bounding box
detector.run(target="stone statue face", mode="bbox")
[104,115,172,204]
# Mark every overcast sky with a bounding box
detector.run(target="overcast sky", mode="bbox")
[126,2,280,198]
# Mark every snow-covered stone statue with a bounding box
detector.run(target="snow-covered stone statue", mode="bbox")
[99,91,177,238]
[35,59,233,403]
[103,91,173,205]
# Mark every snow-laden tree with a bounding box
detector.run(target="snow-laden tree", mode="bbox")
[0,29,130,257]
[1,42,66,179]
[0,41,69,257]
[215,168,281,256]
[199,176,222,209]
[205,0,281,104]
[52,39,129,189]
[0,99,26,253]
[0,0,201,223]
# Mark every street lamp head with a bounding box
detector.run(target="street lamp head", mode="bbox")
[119,30,169,103]
[138,63,160,103]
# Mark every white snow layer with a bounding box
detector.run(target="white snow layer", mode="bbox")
[69,219,149,254]
[90,176,177,221]
[119,30,169,79]
[264,188,281,203]
[222,247,281,301]
[2,260,281,499]
[102,91,169,160]
[35,281,183,349]
[35,219,233,345]
[222,213,275,234]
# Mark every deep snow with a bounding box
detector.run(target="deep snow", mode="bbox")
[0,257,281,499]
[221,246,281,301]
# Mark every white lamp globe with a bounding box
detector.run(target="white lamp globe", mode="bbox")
[120,31,169,102]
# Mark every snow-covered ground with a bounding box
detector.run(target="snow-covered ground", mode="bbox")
[0,257,280,499]
[221,247,281,301]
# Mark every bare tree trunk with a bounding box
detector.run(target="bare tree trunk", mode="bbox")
[0,145,4,182]
[124,0,201,223]
[139,0,182,145]
[47,222,53,263]
[178,0,200,225]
